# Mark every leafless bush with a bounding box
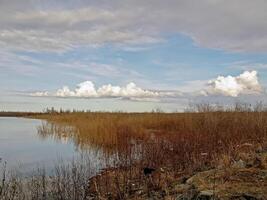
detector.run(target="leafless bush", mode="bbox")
[0,156,95,200]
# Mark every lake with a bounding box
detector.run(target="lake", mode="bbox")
[0,117,105,174]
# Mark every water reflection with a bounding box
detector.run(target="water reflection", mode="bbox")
[37,122,77,145]
[0,118,108,174]
[0,117,172,176]
[36,121,146,168]
[36,121,118,174]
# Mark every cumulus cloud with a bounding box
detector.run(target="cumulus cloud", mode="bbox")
[31,71,264,99]
[98,82,161,98]
[32,81,177,99]
[207,71,262,97]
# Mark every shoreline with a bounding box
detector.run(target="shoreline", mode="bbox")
[1,110,267,199]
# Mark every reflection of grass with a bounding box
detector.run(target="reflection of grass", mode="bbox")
[37,122,76,143]
[1,156,96,200]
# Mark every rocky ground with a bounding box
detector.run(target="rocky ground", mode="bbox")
[89,145,267,200]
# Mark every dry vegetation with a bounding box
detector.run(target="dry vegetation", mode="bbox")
[1,103,267,199]
[35,103,267,172]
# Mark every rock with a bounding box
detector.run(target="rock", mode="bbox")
[232,159,246,169]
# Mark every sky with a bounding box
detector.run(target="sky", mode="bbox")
[1,0,267,112]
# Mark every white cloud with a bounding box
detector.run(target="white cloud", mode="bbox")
[1,0,267,52]
[30,91,49,97]
[207,71,262,97]
[32,81,177,99]
[97,84,123,97]
[56,81,98,97]
[56,86,75,97]
[75,81,98,97]
[31,71,264,99]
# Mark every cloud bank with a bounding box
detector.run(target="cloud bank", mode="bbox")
[31,71,264,100]
[1,0,267,52]
[206,71,262,97]
[31,82,176,99]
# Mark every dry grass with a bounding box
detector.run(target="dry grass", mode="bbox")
[1,104,267,199]
[35,106,267,173]
[0,157,95,200]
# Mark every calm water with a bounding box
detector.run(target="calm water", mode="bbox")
[0,117,103,174]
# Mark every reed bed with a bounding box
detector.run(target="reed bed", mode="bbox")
[1,104,267,199]
[35,105,267,172]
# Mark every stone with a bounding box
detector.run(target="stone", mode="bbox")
[232,159,246,169]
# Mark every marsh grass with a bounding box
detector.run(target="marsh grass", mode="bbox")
[1,103,267,199]
[35,104,267,172]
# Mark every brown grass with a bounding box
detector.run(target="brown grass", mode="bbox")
[1,104,267,199]
[34,105,267,173]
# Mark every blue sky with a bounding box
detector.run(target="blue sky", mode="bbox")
[1,0,267,112]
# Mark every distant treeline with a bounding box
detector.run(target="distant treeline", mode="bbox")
[0,111,42,117]
[1,102,267,117]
